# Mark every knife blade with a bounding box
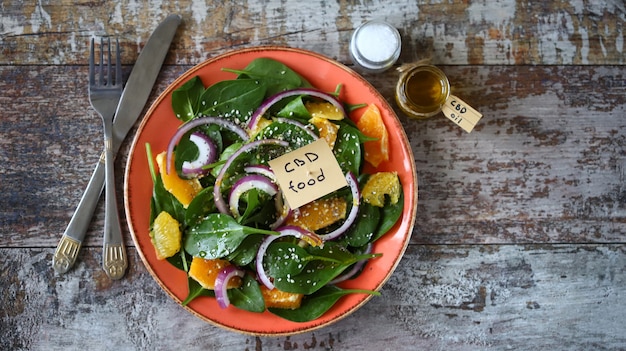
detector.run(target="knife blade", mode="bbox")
[53,14,182,274]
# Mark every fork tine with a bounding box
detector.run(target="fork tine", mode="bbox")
[89,38,95,86]
[99,37,104,86]
[115,38,122,86]
[106,37,112,86]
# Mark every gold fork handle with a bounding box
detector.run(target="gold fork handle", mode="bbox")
[103,243,128,280]
[102,116,127,280]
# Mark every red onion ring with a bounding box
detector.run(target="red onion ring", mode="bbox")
[318,172,360,241]
[166,116,248,174]
[243,165,292,228]
[247,88,346,131]
[181,131,217,176]
[214,265,245,309]
[213,139,289,214]
[256,226,323,290]
[228,174,278,218]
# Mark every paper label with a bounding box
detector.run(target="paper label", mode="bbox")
[268,139,348,209]
[441,95,483,133]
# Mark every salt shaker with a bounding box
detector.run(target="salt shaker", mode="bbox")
[349,20,401,73]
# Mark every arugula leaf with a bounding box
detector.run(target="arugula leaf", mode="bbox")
[184,214,277,259]
[269,285,380,322]
[172,76,205,122]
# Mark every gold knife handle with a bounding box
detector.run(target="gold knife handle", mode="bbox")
[52,155,106,274]
[53,235,82,273]
[103,243,128,280]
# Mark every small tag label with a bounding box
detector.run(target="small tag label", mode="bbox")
[268,139,348,209]
[441,95,483,133]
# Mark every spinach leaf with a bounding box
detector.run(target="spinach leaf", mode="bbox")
[173,130,200,178]
[199,79,267,124]
[272,242,378,295]
[263,241,310,278]
[184,187,216,227]
[269,285,380,322]
[256,120,316,149]
[239,189,279,228]
[226,235,264,267]
[333,123,362,176]
[372,188,404,242]
[228,274,266,313]
[224,58,312,96]
[182,276,215,306]
[341,202,381,247]
[276,95,311,120]
[172,76,205,122]
[184,213,277,259]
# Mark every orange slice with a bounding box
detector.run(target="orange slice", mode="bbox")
[286,197,347,232]
[150,211,182,260]
[309,116,339,149]
[260,285,304,309]
[188,257,242,290]
[362,171,401,207]
[155,151,202,208]
[355,103,389,167]
[305,101,344,120]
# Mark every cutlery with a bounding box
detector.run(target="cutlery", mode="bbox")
[52,14,181,275]
[89,36,127,279]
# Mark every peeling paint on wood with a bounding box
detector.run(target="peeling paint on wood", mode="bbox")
[1,0,625,65]
[1,246,624,350]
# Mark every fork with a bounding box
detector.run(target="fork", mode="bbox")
[89,37,128,280]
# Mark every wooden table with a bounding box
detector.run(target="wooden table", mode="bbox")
[2,1,624,349]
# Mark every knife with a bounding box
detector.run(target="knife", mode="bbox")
[52,14,182,274]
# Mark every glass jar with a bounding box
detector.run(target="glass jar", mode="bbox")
[395,64,450,119]
[349,20,401,73]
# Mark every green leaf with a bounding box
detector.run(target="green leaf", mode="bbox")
[228,274,266,313]
[226,235,264,267]
[333,123,362,176]
[372,188,404,242]
[272,242,377,295]
[268,285,380,322]
[199,79,267,124]
[342,202,381,247]
[182,276,215,306]
[224,57,312,97]
[276,95,311,120]
[184,187,216,227]
[184,213,277,259]
[172,76,205,122]
[256,119,316,150]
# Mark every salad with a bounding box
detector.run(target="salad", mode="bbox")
[146,57,403,322]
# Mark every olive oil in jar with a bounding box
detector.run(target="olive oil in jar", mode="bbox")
[395,65,450,119]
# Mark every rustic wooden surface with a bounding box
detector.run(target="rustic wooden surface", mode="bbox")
[1,0,625,350]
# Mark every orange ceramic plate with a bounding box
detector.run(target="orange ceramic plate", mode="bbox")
[124,47,417,336]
